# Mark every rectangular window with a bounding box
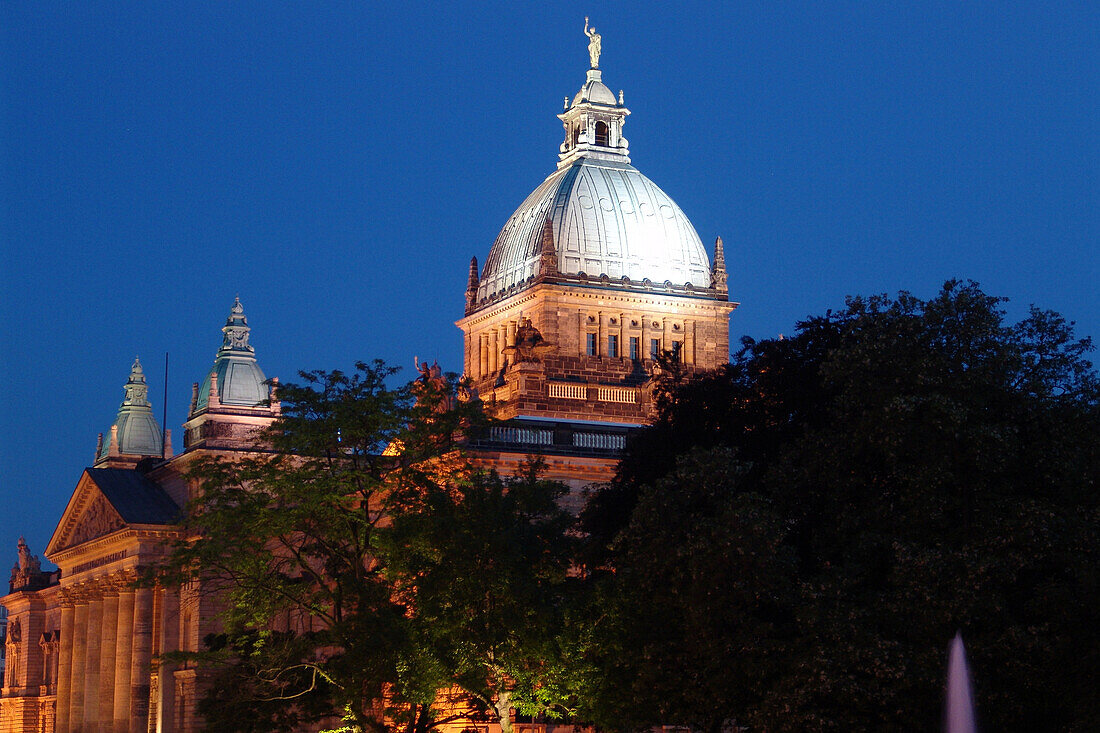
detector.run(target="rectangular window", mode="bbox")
[629,336,639,360]
[650,338,661,360]
[608,334,619,358]
[671,340,683,362]
[586,333,597,356]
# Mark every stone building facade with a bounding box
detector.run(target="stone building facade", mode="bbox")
[1,40,735,733]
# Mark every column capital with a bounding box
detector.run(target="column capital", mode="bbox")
[63,582,97,604]
[107,568,139,592]
[79,580,106,602]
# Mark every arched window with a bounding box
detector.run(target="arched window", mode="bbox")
[572,125,580,148]
[595,121,609,146]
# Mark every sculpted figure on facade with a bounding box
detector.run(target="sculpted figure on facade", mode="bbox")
[584,17,601,68]
[9,537,42,592]
[503,318,553,364]
[415,356,453,411]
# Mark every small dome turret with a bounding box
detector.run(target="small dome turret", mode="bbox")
[96,357,163,463]
[571,70,618,107]
[184,297,279,452]
[192,297,269,414]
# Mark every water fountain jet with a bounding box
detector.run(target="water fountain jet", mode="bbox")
[944,632,977,733]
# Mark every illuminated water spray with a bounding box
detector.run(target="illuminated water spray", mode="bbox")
[944,632,977,733]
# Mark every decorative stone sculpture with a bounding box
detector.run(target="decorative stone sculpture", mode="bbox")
[8,537,42,592]
[413,357,452,411]
[584,17,601,68]
[503,318,554,364]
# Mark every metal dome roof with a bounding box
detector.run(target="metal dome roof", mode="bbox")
[98,358,163,461]
[193,298,269,413]
[572,74,617,106]
[476,157,711,302]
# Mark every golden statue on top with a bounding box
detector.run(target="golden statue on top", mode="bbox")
[584,17,601,68]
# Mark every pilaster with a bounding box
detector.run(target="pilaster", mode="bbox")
[56,595,75,733]
[113,579,135,733]
[155,587,179,732]
[69,597,89,728]
[129,587,153,733]
[99,588,120,729]
[83,590,104,732]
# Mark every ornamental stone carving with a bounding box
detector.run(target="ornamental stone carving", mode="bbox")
[65,493,125,549]
[6,617,20,644]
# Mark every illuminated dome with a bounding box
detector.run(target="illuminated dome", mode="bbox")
[477,159,710,301]
[474,65,712,305]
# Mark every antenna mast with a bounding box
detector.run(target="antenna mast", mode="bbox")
[162,351,169,460]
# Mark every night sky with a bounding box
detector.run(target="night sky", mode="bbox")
[2,2,1097,565]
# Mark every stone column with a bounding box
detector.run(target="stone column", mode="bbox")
[69,596,90,729]
[56,597,76,733]
[99,588,120,728]
[129,587,154,733]
[113,586,135,733]
[83,590,104,732]
[479,334,488,378]
[155,587,180,732]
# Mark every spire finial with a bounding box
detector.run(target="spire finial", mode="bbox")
[584,17,601,69]
[222,296,253,352]
[466,256,480,312]
[124,356,150,406]
[538,217,558,278]
[711,236,728,293]
[467,256,480,289]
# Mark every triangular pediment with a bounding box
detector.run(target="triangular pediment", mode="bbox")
[46,470,128,556]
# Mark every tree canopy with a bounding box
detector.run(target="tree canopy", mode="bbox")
[582,281,1100,732]
[153,281,1099,732]
[154,361,579,733]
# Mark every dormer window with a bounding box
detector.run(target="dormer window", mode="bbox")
[595,121,609,146]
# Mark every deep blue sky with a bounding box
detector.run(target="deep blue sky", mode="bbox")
[2,2,1097,563]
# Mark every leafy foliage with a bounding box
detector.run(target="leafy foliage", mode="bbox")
[385,460,584,733]
[584,281,1100,732]
[154,361,574,732]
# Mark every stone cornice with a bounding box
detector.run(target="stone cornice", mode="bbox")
[469,271,734,315]
[458,280,737,330]
[58,566,142,603]
[49,526,181,570]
